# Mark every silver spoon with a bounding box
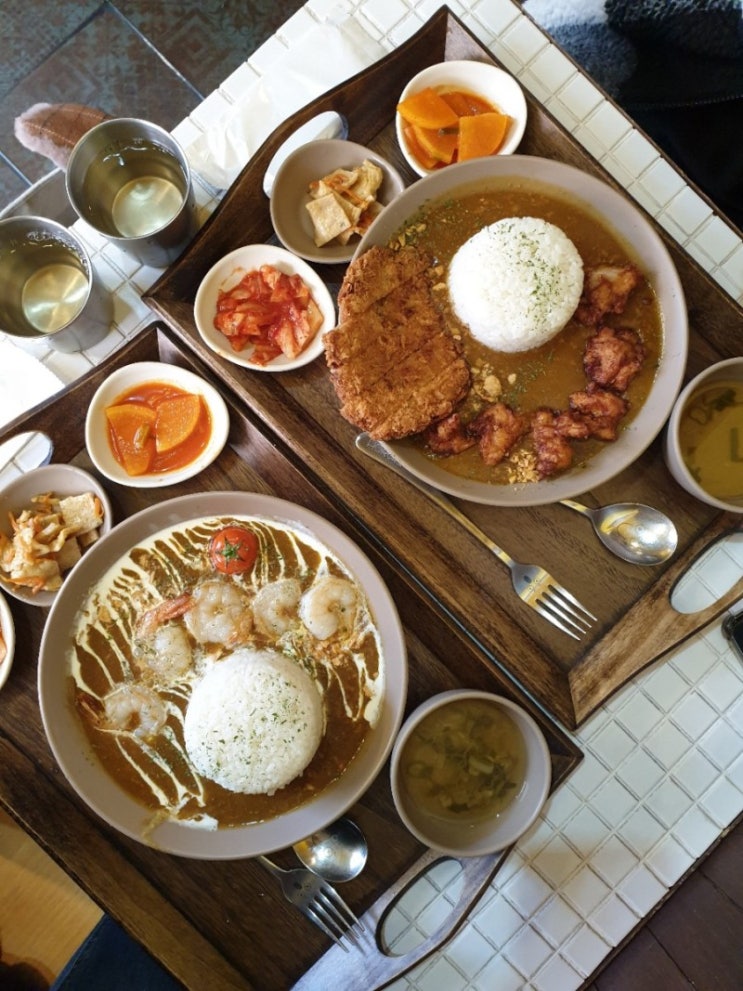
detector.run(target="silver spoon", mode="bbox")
[293,816,368,883]
[560,498,678,565]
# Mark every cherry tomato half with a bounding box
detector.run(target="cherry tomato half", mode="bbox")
[208,526,259,575]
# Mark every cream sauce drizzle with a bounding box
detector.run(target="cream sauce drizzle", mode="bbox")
[69,515,384,828]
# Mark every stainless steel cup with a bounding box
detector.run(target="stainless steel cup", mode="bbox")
[0,216,112,353]
[65,117,198,267]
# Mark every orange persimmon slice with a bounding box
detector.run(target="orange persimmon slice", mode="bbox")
[403,124,439,171]
[105,403,157,476]
[397,87,459,130]
[440,90,497,117]
[457,112,510,161]
[440,90,476,117]
[412,124,459,165]
[154,394,203,454]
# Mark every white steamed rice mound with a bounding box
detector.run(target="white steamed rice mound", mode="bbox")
[184,647,324,795]
[447,216,584,353]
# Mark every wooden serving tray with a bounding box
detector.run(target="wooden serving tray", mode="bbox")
[145,6,743,731]
[0,324,581,991]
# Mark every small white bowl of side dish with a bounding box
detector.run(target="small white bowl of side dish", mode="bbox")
[270,139,405,265]
[396,60,528,177]
[0,589,15,691]
[390,690,551,857]
[664,357,743,512]
[85,361,230,489]
[0,463,113,608]
[193,244,336,371]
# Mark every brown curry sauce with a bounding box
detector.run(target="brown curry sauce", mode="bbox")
[395,178,662,483]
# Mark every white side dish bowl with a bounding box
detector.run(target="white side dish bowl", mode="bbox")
[85,361,230,489]
[664,356,743,513]
[193,244,335,371]
[390,690,551,857]
[270,139,405,264]
[0,463,113,607]
[0,589,15,691]
[396,59,528,177]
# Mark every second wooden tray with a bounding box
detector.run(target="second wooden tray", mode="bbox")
[145,7,743,729]
[0,323,581,990]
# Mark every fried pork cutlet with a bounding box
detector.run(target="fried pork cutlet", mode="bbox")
[324,245,471,440]
[336,243,431,321]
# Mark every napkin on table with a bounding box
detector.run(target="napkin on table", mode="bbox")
[183,15,387,190]
[0,338,63,468]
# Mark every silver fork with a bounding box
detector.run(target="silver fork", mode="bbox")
[355,433,597,640]
[257,855,365,951]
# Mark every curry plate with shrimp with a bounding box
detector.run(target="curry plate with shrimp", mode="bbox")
[38,493,407,858]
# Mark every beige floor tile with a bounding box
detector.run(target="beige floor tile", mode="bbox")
[0,807,102,982]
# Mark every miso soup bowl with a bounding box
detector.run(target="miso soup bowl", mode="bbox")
[664,357,743,513]
[390,690,551,857]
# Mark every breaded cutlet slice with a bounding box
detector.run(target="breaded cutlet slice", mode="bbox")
[324,245,471,440]
[344,330,471,439]
[336,244,431,321]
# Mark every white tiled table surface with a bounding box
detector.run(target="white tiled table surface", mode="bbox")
[2,3,743,989]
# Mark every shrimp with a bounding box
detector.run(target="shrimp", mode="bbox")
[134,621,193,684]
[78,684,167,741]
[183,579,253,646]
[137,592,191,638]
[252,578,302,638]
[299,575,358,640]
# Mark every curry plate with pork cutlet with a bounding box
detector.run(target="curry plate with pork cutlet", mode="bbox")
[324,157,687,505]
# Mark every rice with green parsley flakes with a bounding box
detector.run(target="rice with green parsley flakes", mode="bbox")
[447,216,584,353]
[184,647,324,795]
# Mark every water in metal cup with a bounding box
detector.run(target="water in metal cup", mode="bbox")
[21,245,89,334]
[112,175,184,239]
[66,118,198,267]
[0,217,112,353]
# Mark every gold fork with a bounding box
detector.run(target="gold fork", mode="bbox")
[356,433,597,640]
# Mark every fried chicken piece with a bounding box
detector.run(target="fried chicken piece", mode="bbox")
[584,325,646,393]
[423,413,476,456]
[531,408,575,477]
[325,245,471,440]
[568,386,629,441]
[553,410,591,440]
[575,264,641,326]
[467,402,528,467]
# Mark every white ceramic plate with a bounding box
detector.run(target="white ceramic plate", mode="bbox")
[0,589,15,692]
[355,155,688,506]
[193,244,336,371]
[85,361,230,489]
[395,59,528,177]
[270,139,405,264]
[38,492,408,858]
[0,463,113,607]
